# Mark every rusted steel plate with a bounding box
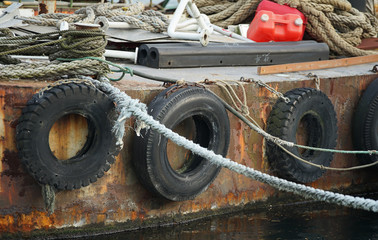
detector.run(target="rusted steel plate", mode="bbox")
[0,73,378,236]
[357,38,378,50]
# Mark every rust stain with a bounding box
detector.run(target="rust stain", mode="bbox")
[0,211,54,233]
[17,211,55,231]
[138,212,145,221]
[260,142,269,172]
[130,211,138,221]
[1,150,22,177]
[96,214,106,224]
[49,114,88,161]
[0,90,4,194]
[0,215,15,233]
[330,80,334,95]
[1,75,378,235]
[259,102,271,126]
[39,3,48,14]
[257,82,277,100]
[238,123,245,163]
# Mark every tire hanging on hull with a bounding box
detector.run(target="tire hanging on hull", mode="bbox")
[352,78,378,166]
[266,88,338,183]
[133,85,230,201]
[16,83,120,190]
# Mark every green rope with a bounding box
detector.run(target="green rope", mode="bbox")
[0,38,65,56]
[57,57,134,81]
[60,35,108,55]
[56,57,179,83]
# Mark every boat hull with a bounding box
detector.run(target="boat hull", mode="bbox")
[0,72,378,237]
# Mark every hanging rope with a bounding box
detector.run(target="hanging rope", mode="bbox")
[201,78,378,172]
[79,75,378,212]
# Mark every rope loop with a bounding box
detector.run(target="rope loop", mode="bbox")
[88,76,378,213]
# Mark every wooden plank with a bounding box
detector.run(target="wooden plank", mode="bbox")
[357,38,378,50]
[257,54,378,75]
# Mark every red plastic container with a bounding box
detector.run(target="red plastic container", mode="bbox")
[256,0,306,23]
[247,10,305,42]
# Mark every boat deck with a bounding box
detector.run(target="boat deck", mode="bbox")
[108,62,377,90]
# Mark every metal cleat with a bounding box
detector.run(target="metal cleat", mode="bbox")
[167,0,212,46]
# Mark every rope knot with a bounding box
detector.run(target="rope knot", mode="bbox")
[241,105,250,115]
[176,79,186,85]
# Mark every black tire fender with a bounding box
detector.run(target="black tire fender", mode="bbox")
[133,85,230,201]
[266,88,338,183]
[352,78,378,165]
[16,83,119,190]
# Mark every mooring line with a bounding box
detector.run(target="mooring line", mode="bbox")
[86,76,378,213]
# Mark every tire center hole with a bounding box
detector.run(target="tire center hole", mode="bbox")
[49,114,89,161]
[296,113,321,159]
[167,116,210,174]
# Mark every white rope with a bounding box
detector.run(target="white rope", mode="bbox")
[83,76,378,213]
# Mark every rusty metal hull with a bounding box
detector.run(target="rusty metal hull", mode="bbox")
[0,72,378,238]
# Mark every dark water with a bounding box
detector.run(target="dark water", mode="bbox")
[80,199,378,240]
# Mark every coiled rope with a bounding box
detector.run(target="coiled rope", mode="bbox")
[194,0,261,28]
[15,1,378,56]
[19,2,168,33]
[78,76,378,212]
[0,30,109,79]
[273,0,377,56]
[21,2,144,27]
[108,10,169,33]
[194,0,377,56]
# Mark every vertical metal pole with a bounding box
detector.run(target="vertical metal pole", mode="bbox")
[38,0,56,14]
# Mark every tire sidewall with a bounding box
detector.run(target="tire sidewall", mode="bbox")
[286,93,337,173]
[353,78,378,163]
[135,86,230,201]
[266,88,338,183]
[34,95,114,179]
[17,83,118,189]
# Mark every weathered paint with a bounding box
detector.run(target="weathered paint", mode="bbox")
[49,114,89,161]
[0,73,378,237]
[0,89,4,194]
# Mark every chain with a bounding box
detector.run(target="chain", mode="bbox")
[240,77,290,103]
[164,82,205,97]
[307,72,320,90]
[371,65,378,73]
[204,77,378,172]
